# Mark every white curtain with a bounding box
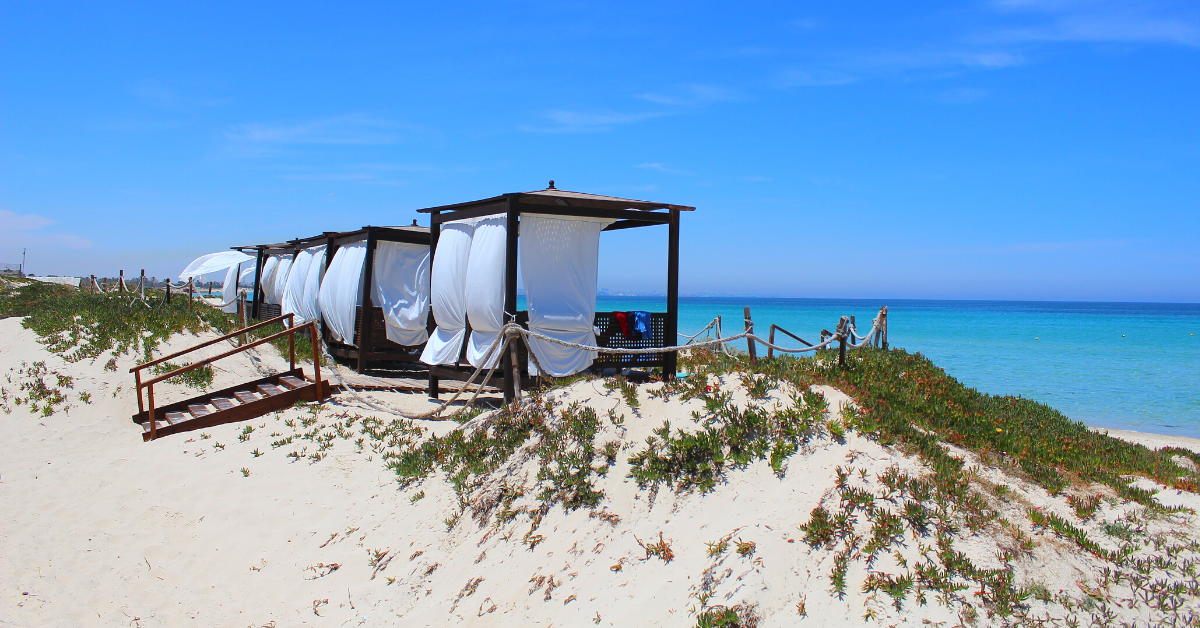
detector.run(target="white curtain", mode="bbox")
[373,241,431,346]
[259,256,281,305]
[521,215,610,376]
[220,263,241,314]
[464,215,508,368]
[318,243,366,344]
[271,255,293,306]
[282,247,318,323]
[420,219,476,365]
[298,245,326,325]
[178,251,252,281]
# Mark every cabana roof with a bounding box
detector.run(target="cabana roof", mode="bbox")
[417,182,693,213]
[418,182,693,231]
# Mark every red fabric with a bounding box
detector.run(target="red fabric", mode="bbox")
[614,311,630,338]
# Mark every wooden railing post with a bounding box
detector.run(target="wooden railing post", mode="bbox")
[119,270,126,293]
[134,370,144,414]
[187,278,193,309]
[147,383,156,441]
[768,325,776,360]
[139,269,145,300]
[238,293,249,346]
[743,306,757,367]
[289,324,296,371]
[166,281,171,305]
[308,322,322,399]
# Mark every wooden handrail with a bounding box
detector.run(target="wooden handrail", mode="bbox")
[140,320,322,441]
[130,313,294,373]
[767,323,812,360]
[139,321,313,389]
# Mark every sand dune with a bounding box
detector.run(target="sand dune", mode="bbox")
[3,316,1199,626]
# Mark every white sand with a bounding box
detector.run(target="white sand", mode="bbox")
[3,316,1199,626]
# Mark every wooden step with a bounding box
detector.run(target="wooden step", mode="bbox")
[257,384,285,397]
[279,376,306,390]
[234,391,259,404]
[187,404,212,418]
[164,411,188,424]
[211,397,237,411]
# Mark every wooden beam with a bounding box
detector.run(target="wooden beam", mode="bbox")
[602,219,666,232]
[502,198,519,403]
[428,211,441,399]
[251,247,266,320]
[429,202,508,224]
[664,208,680,380]
[357,232,378,373]
[514,203,672,223]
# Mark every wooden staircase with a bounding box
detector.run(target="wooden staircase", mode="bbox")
[131,314,331,441]
[130,368,330,441]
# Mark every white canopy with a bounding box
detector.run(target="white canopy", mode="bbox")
[318,243,366,344]
[521,215,610,376]
[270,255,293,305]
[464,215,508,368]
[282,246,324,324]
[220,263,242,313]
[372,241,431,346]
[259,256,281,305]
[420,219,477,365]
[178,251,253,281]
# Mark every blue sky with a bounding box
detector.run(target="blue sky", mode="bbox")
[1,1,1197,301]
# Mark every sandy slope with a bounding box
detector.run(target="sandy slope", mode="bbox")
[2,317,1199,627]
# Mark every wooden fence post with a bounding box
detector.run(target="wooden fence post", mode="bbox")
[837,317,848,368]
[119,270,126,293]
[187,278,193,309]
[881,307,889,350]
[743,306,757,367]
[768,324,775,360]
[166,281,171,305]
[139,269,145,300]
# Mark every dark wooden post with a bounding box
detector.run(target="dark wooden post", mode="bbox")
[139,269,145,299]
[881,307,889,350]
[502,197,520,404]
[187,278,193,309]
[838,318,847,368]
[664,208,680,380]
[251,247,266,320]
[768,325,775,360]
[428,212,441,399]
[165,281,172,305]
[357,231,378,373]
[208,281,213,297]
[309,322,323,399]
[119,270,125,293]
[743,306,757,366]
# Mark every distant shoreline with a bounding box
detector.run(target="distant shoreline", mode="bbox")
[1092,426,1200,454]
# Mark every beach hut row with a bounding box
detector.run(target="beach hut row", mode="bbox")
[180,184,692,402]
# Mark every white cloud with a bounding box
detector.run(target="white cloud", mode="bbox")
[0,210,92,250]
[639,84,745,106]
[225,114,411,146]
[520,110,666,133]
[635,163,694,176]
[987,0,1200,47]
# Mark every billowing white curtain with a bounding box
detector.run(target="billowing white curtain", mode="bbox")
[259,256,281,305]
[220,263,242,314]
[271,256,293,305]
[373,241,431,346]
[178,251,253,281]
[298,245,326,325]
[521,215,610,376]
[282,248,318,323]
[464,215,508,368]
[318,243,366,344]
[420,219,477,365]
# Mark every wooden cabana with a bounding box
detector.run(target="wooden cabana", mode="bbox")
[417,182,692,403]
[320,224,431,372]
[233,240,299,321]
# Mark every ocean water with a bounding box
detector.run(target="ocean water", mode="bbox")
[582,297,1200,438]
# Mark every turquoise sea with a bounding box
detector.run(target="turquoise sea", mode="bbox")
[586,296,1200,438]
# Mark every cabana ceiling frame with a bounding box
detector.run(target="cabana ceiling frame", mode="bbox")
[419,184,690,403]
